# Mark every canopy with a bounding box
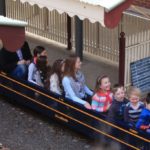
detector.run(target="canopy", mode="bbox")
[19,0,133,28]
[0,16,27,52]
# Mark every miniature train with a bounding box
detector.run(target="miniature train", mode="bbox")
[0,71,149,150]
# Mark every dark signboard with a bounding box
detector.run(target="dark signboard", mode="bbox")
[130,57,150,93]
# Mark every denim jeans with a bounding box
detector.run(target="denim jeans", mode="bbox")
[11,64,27,79]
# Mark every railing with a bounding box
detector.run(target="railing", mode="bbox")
[5,0,150,87]
[6,0,120,64]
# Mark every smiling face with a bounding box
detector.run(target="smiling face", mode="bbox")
[129,93,140,105]
[100,77,111,92]
[128,87,141,105]
[114,87,125,102]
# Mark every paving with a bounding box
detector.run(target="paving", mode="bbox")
[0,34,119,150]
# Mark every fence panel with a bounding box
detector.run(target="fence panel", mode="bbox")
[123,14,150,86]
[6,0,150,87]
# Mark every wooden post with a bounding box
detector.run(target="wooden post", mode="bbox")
[67,15,72,50]
[119,32,125,85]
[0,0,6,16]
[75,16,83,60]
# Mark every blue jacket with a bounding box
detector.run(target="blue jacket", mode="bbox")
[136,108,150,129]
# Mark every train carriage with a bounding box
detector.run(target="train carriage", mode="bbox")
[0,1,150,148]
[0,71,150,150]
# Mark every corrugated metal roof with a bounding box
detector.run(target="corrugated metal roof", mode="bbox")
[80,0,125,12]
[0,15,27,27]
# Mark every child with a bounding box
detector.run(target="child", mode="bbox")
[136,93,150,133]
[107,84,128,123]
[91,75,113,112]
[124,86,145,127]
[46,59,65,95]
[28,56,48,87]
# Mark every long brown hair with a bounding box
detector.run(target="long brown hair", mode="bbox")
[63,56,78,79]
[94,75,109,93]
[36,56,47,73]
[45,59,65,90]
[36,56,50,85]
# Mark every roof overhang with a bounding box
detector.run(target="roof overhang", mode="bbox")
[19,0,133,28]
[0,16,27,52]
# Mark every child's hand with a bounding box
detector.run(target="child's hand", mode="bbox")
[140,125,149,130]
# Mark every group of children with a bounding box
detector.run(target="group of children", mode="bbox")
[1,41,149,134]
[91,74,150,133]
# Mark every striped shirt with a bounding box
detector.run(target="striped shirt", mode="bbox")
[91,90,113,112]
[124,101,145,125]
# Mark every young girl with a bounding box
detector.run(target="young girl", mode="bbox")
[136,93,150,133]
[28,56,48,87]
[124,86,145,127]
[46,59,65,95]
[91,75,113,112]
[107,84,128,123]
[33,46,47,64]
[62,56,92,109]
[28,46,48,86]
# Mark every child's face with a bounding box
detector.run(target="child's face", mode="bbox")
[114,87,125,102]
[129,93,140,104]
[37,50,47,57]
[100,77,111,91]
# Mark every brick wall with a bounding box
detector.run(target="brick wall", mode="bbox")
[133,0,150,9]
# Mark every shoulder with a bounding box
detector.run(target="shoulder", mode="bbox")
[29,63,35,68]
[29,63,36,70]
[50,73,58,80]
[139,101,144,106]
[62,76,70,83]
[125,102,131,110]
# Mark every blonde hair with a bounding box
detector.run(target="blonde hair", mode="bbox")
[127,86,141,98]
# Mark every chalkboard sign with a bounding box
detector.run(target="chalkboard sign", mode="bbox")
[130,57,150,93]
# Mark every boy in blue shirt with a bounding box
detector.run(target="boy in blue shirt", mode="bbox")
[107,84,128,124]
[136,93,150,133]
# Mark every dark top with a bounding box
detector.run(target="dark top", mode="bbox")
[0,41,32,73]
[107,98,128,123]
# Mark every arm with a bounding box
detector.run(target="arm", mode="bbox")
[28,63,37,85]
[22,41,32,61]
[124,106,130,123]
[107,105,116,123]
[62,77,86,105]
[136,110,149,130]
[84,85,93,96]
[91,94,99,110]
[50,74,61,95]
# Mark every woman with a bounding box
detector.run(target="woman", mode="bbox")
[46,59,65,95]
[62,56,92,109]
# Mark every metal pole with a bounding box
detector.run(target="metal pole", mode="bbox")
[75,16,83,60]
[0,0,6,16]
[119,32,125,86]
[67,15,72,50]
